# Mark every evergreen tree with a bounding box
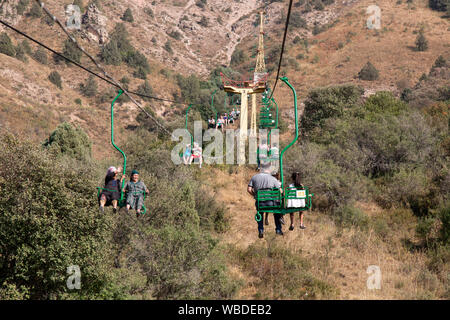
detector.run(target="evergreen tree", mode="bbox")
[137,80,154,101]
[415,31,428,52]
[63,39,82,64]
[33,47,48,65]
[0,33,16,57]
[121,8,134,22]
[48,71,62,89]
[29,1,42,18]
[358,61,379,81]
[80,75,98,97]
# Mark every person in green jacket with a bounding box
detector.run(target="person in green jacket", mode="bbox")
[124,169,149,215]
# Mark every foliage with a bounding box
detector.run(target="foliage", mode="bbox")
[429,0,449,12]
[358,61,379,81]
[232,242,337,299]
[121,8,134,23]
[16,0,30,16]
[43,122,92,161]
[28,1,42,18]
[415,31,429,52]
[63,39,82,64]
[301,84,363,134]
[0,33,16,57]
[33,47,48,64]
[48,71,62,89]
[136,81,154,102]
[230,48,247,66]
[80,75,98,97]
[0,134,111,299]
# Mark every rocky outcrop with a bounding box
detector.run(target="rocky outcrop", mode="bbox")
[81,4,108,44]
[0,0,21,28]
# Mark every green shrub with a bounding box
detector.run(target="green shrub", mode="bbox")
[63,39,82,64]
[358,61,379,80]
[28,1,42,18]
[16,0,30,16]
[121,8,134,22]
[0,33,16,57]
[335,205,369,229]
[198,16,209,27]
[164,40,173,54]
[301,84,363,134]
[124,50,150,72]
[416,215,436,246]
[137,80,154,101]
[290,12,308,28]
[15,43,27,62]
[0,134,111,299]
[80,75,98,97]
[415,31,428,51]
[429,0,449,12]
[133,66,148,79]
[33,47,48,64]
[100,39,122,65]
[48,71,62,89]
[439,205,450,244]
[20,39,31,55]
[43,122,92,161]
[75,98,82,105]
[230,48,248,66]
[233,242,337,299]
[433,55,447,69]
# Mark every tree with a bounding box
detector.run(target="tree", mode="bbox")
[0,33,16,57]
[358,61,379,81]
[432,55,446,69]
[164,40,173,54]
[16,0,30,15]
[29,1,42,18]
[137,81,154,102]
[133,66,148,79]
[0,134,110,299]
[415,31,428,52]
[33,47,48,65]
[429,0,449,11]
[48,71,62,89]
[63,39,82,64]
[121,8,134,22]
[100,39,122,65]
[43,122,92,161]
[80,75,98,97]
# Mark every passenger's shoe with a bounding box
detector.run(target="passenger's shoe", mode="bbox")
[264,219,269,226]
[289,225,294,231]
[258,231,264,239]
[276,230,284,236]
[300,225,306,230]
[113,208,117,214]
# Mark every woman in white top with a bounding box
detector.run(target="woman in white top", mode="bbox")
[287,172,306,230]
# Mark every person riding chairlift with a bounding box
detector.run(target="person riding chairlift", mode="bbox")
[208,117,216,129]
[124,169,149,217]
[99,166,125,214]
[183,143,192,165]
[190,142,203,168]
[287,171,306,230]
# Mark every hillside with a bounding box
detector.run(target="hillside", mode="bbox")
[0,0,449,301]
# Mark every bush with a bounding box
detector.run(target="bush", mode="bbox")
[124,50,150,72]
[28,1,42,18]
[80,75,98,97]
[0,134,111,299]
[164,40,173,54]
[358,61,379,80]
[121,8,134,22]
[0,33,16,57]
[432,55,447,69]
[335,205,369,229]
[301,84,363,134]
[440,205,450,244]
[230,48,247,66]
[20,40,32,55]
[232,242,337,299]
[290,12,307,28]
[16,0,30,15]
[63,39,82,64]
[415,31,428,51]
[429,0,449,11]
[100,39,122,65]
[48,71,62,89]
[198,16,209,27]
[133,66,148,79]
[15,43,27,62]
[137,81,154,101]
[43,122,92,161]
[33,47,48,64]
